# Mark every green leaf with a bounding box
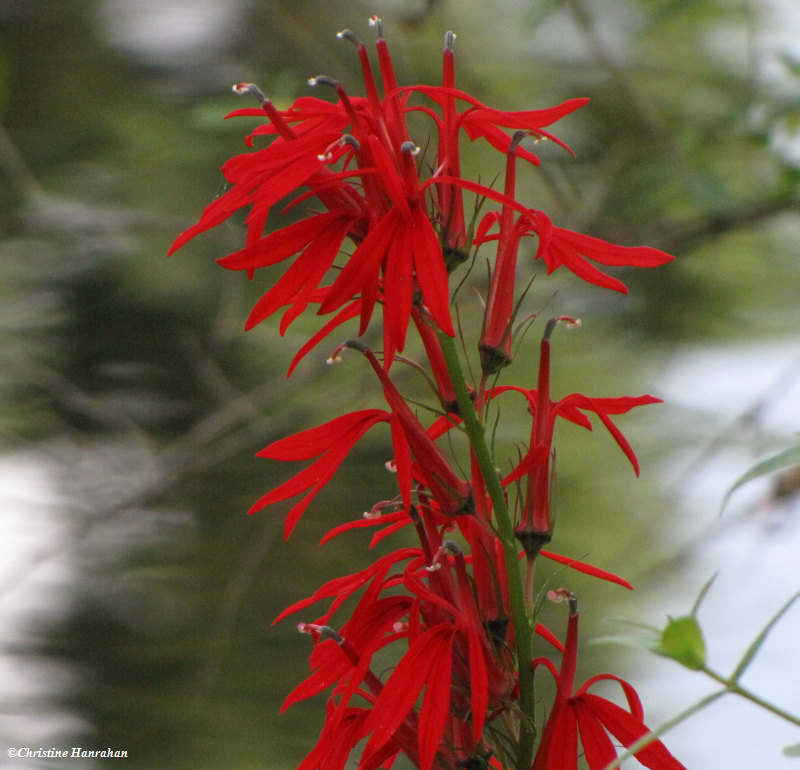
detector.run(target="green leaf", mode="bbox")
[730,590,800,683]
[783,743,800,757]
[720,445,800,514]
[658,616,706,670]
[690,571,718,617]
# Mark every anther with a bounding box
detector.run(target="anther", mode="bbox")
[509,130,527,155]
[232,82,267,104]
[342,134,361,151]
[444,31,457,51]
[547,588,578,616]
[297,623,345,643]
[363,500,397,519]
[368,15,384,39]
[327,339,359,364]
[317,134,361,162]
[442,541,462,556]
[401,141,421,156]
[307,75,340,89]
[544,315,581,341]
[337,29,361,47]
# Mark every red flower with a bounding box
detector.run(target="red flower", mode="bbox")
[492,318,661,550]
[533,592,686,770]
[439,176,674,294]
[478,132,528,372]
[339,340,472,516]
[276,537,505,770]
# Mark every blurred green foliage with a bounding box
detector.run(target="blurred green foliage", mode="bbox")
[0,0,797,768]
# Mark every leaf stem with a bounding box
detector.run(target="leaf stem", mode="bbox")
[701,666,800,728]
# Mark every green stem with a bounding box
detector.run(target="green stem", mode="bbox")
[437,330,536,770]
[702,666,800,728]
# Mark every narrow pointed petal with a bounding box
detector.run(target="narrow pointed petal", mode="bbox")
[243,218,352,329]
[539,550,633,590]
[418,631,454,770]
[411,206,454,336]
[580,694,686,770]
[320,209,398,315]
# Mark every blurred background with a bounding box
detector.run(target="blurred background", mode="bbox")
[0,0,798,768]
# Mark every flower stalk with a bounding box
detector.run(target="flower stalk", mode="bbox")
[170,17,689,770]
[437,329,537,770]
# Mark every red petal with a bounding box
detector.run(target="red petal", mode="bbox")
[555,227,674,268]
[418,631,455,770]
[579,694,686,770]
[243,217,352,329]
[286,298,361,376]
[467,627,489,741]
[320,209,399,315]
[383,218,414,363]
[258,410,387,461]
[361,624,455,769]
[411,207,454,336]
[539,550,633,590]
[573,700,618,769]
[217,211,345,271]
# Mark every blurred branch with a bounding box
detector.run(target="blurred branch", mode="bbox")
[565,0,674,146]
[668,351,800,502]
[0,122,44,200]
[655,191,800,254]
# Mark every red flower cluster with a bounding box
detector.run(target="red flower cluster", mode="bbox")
[171,17,682,770]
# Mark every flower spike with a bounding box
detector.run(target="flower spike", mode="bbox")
[171,23,685,770]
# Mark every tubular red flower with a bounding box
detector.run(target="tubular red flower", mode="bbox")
[483,322,661,548]
[349,342,472,513]
[533,601,686,770]
[479,132,527,372]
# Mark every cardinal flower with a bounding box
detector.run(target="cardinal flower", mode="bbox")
[478,131,528,372]
[337,339,472,515]
[495,317,661,554]
[533,591,686,770]
[442,175,674,295]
